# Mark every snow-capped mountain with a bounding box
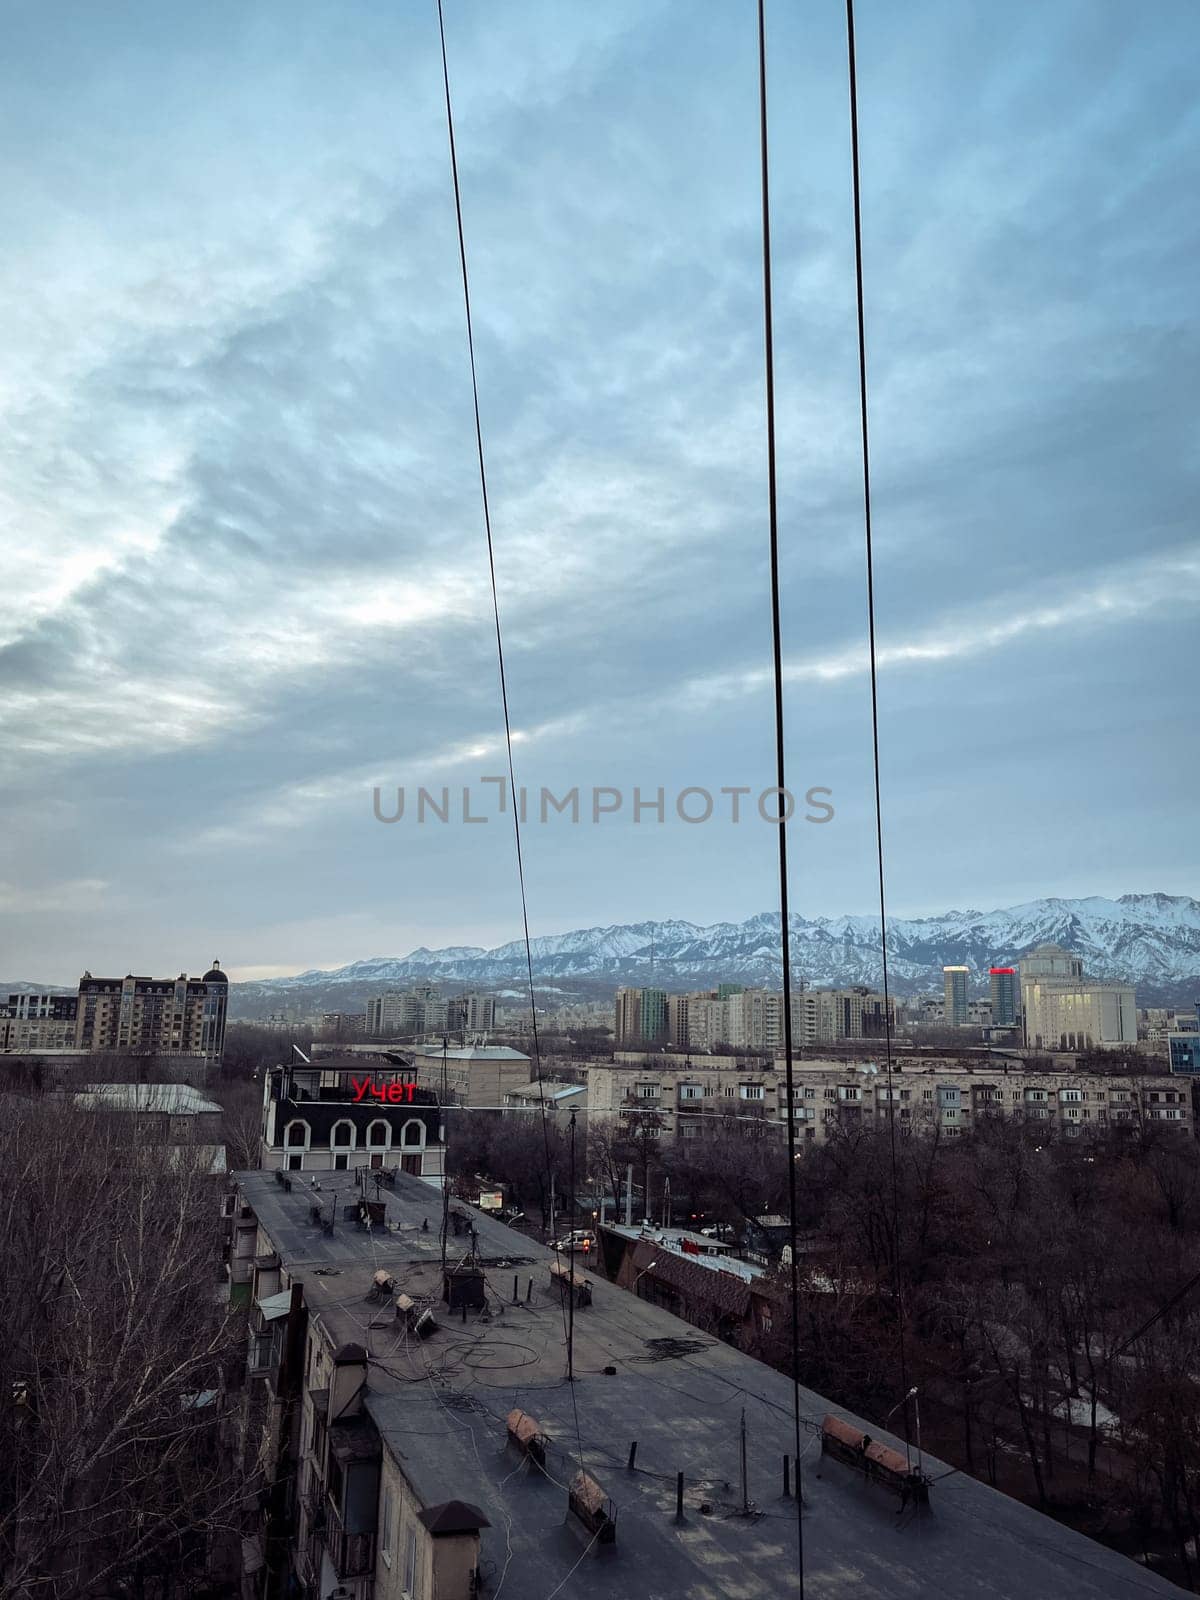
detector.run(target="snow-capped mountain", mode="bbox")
[232,894,1200,1014]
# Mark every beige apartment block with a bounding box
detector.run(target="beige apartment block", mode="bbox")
[587,1051,1193,1146]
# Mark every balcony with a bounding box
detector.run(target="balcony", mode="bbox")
[326,1518,375,1579]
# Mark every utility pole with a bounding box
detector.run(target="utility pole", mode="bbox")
[567,1109,577,1383]
[439,1034,450,1276]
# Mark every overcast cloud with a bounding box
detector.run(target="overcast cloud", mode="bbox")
[0,0,1196,982]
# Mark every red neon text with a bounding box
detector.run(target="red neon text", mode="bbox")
[350,1078,418,1104]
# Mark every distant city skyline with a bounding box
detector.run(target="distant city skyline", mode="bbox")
[1,1,1196,982]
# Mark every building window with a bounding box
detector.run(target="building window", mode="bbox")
[401,1119,424,1148]
[334,1153,349,1171]
[404,1527,418,1595]
[285,1119,309,1147]
[381,1486,394,1566]
[287,1153,303,1171]
[740,1084,764,1101]
[366,1119,390,1148]
[331,1119,355,1149]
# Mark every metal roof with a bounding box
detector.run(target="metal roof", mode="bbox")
[75,1082,222,1114]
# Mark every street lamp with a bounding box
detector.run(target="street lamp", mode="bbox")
[885,1385,922,1477]
[633,1261,659,1296]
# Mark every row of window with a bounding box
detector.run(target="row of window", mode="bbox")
[282,1118,426,1149]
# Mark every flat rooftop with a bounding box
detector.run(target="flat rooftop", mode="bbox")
[601,1222,766,1284]
[234,1169,1177,1599]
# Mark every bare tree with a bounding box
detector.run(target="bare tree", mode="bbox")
[0,1097,255,1600]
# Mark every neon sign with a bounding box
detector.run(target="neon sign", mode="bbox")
[351,1077,419,1104]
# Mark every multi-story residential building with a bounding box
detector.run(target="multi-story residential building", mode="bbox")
[587,1051,1194,1146]
[366,993,409,1035]
[260,1058,445,1182]
[366,988,496,1041]
[990,967,1018,1028]
[663,987,891,1052]
[225,1168,1166,1600]
[614,986,667,1046]
[795,988,893,1045]
[1,991,79,1051]
[74,963,228,1063]
[943,967,970,1027]
[405,1043,531,1108]
[462,992,495,1033]
[321,1011,367,1039]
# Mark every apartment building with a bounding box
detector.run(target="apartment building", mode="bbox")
[367,988,497,1040]
[320,1012,367,1040]
[615,986,667,1046]
[74,964,229,1062]
[261,1060,445,1183]
[405,1043,531,1108]
[224,1168,1168,1600]
[1,991,78,1051]
[943,966,970,1027]
[587,1052,1194,1146]
[657,986,893,1052]
[990,967,1019,1028]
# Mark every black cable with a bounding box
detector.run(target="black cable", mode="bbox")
[755,3,804,1590]
[434,0,583,1472]
[1109,1266,1200,1364]
[844,0,911,1458]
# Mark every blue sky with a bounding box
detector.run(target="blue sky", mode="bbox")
[0,0,1196,982]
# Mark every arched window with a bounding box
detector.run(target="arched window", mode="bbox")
[400,1119,424,1148]
[366,1119,390,1148]
[331,1120,356,1148]
[285,1120,310,1147]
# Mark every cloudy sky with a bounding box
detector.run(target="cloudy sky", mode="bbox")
[1,0,1196,983]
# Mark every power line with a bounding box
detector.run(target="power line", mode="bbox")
[434,0,583,1471]
[843,0,911,1458]
[755,2,805,1592]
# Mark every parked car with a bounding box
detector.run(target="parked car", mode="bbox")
[554,1230,596,1254]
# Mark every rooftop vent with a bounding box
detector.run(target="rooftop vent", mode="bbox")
[506,1409,548,1466]
[413,1308,437,1340]
[568,1471,617,1545]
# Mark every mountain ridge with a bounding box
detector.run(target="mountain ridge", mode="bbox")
[226,894,1200,1014]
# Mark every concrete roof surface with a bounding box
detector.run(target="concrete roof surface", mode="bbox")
[234,1169,1179,1600]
